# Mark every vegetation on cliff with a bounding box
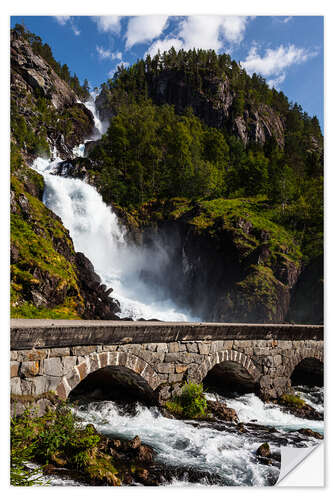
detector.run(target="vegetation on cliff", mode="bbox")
[9,27,323,323]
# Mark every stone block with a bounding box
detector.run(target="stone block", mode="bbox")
[169,342,179,353]
[30,376,52,395]
[103,345,118,351]
[71,346,97,356]
[10,351,18,361]
[198,343,210,355]
[17,349,48,362]
[10,377,22,395]
[20,360,40,377]
[62,356,77,374]
[66,367,80,390]
[77,362,88,381]
[169,373,184,383]
[10,361,20,378]
[42,357,63,377]
[164,352,180,363]
[48,347,70,357]
[175,365,188,374]
[273,355,282,366]
[156,343,168,353]
[157,363,174,374]
[186,342,198,353]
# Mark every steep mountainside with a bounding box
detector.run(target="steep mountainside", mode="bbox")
[76,49,323,324]
[10,27,120,319]
[10,29,323,324]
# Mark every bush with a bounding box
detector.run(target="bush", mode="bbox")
[10,403,101,485]
[166,381,207,419]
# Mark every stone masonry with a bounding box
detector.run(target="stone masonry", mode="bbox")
[10,320,324,405]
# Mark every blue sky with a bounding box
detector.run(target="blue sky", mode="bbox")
[10,15,324,130]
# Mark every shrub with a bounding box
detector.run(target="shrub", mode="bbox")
[166,381,207,419]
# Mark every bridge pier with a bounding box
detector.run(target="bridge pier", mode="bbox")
[10,321,323,413]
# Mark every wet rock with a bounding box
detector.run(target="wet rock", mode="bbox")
[129,435,141,449]
[256,442,271,458]
[298,428,323,440]
[207,400,239,423]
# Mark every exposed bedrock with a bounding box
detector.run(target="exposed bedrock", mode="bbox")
[136,217,301,324]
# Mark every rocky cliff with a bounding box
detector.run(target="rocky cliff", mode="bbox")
[11,30,95,162]
[122,198,302,323]
[96,69,285,149]
[10,29,120,319]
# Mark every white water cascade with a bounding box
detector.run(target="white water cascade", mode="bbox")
[32,98,195,321]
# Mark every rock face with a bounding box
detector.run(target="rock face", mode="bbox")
[96,70,285,148]
[10,31,116,319]
[130,200,302,323]
[11,31,77,109]
[10,172,120,319]
[11,31,94,161]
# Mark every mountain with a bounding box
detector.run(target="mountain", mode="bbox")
[10,27,323,324]
[10,25,120,319]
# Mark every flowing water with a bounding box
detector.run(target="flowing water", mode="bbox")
[30,98,324,487]
[32,98,196,321]
[56,386,321,487]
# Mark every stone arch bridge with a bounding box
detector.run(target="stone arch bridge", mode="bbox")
[10,320,323,405]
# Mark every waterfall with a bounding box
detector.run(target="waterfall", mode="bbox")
[32,98,196,321]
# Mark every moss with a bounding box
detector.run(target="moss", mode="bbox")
[10,175,84,318]
[279,393,306,409]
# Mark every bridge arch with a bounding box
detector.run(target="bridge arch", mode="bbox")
[288,348,323,387]
[188,350,261,394]
[55,351,163,402]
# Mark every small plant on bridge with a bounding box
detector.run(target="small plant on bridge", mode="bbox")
[166,381,207,419]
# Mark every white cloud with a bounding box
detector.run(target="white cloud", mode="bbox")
[93,16,122,34]
[125,15,169,49]
[96,46,112,60]
[267,72,286,89]
[282,16,293,23]
[146,38,183,57]
[96,46,122,61]
[72,25,80,36]
[218,16,250,44]
[240,45,316,77]
[54,16,70,25]
[54,16,80,35]
[146,15,251,57]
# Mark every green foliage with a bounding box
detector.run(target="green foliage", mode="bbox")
[89,100,229,207]
[10,404,100,485]
[10,175,83,318]
[10,408,46,486]
[166,382,207,419]
[279,393,306,408]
